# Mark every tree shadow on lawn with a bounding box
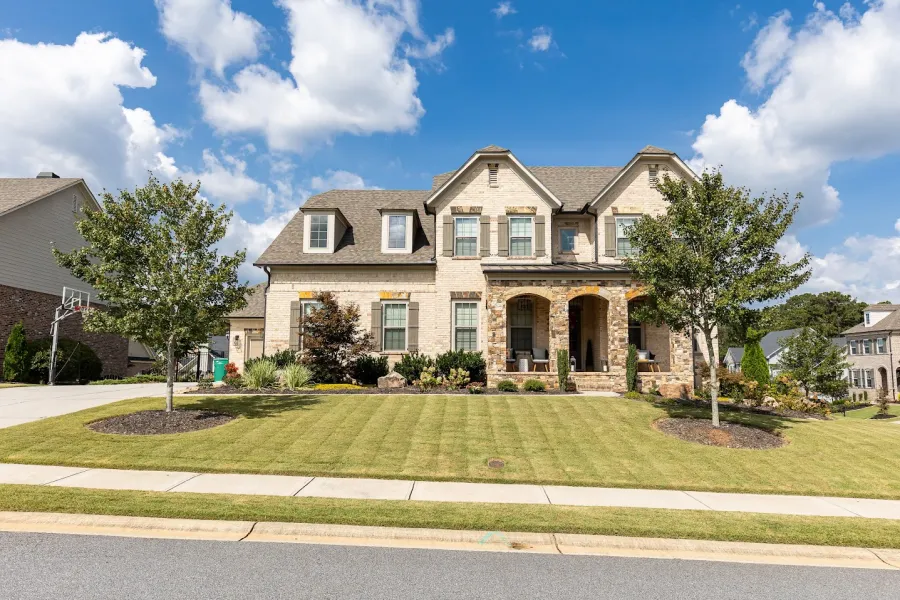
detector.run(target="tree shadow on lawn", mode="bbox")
[175,395,322,420]
[646,398,804,435]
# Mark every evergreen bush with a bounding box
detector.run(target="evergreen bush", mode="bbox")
[435,350,486,383]
[393,351,434,383]
[352,355,390,385]
[626,344,638,392]
[2,322,28,382]
[741,327,770,395]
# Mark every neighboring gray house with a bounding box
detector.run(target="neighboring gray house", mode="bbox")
[724,329,801,376]
[0,173,127,377]
[842,304,900,400]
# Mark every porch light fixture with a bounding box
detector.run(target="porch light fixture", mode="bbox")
[516,297,531,312]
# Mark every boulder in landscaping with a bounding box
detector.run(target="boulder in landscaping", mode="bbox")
[378,371,407,389]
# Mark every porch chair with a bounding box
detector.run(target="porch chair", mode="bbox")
[505,348,517,372]
[531,348,550,372]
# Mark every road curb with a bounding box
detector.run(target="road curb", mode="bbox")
[0,511,897,569]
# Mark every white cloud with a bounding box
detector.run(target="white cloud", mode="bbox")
[492,2,516,18]
[221,208,299,282]
[691,0,900,228]
[778,232,900,302]
[0,33,178,192]
[310,169,377,191]
[199,0,452,152]
[528,26,552,51]
[178,149,268,205]
[155,0,264,75]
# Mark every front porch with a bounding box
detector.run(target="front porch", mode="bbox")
[483,272,694,393]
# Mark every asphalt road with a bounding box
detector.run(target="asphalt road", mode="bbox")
[2,533,899,599]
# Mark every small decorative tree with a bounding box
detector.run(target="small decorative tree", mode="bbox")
[557,349,569,391]
[301,292,374,383]
[3,322,28,382]
[626,344,638,392]
[777,327,850,400]
[877,386,890,416]
[54,176,249,412]
[741,327,770,399]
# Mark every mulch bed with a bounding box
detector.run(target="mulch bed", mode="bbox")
[872,413,898,420]
[198,385,572,396]
[654,417,785,449]
[88,410,234,435]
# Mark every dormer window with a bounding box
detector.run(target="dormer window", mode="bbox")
[382,211,414,253]
[865,312,871,325]
[309,215,329,249]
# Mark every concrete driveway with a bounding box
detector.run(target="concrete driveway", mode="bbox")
[0,383,191,429]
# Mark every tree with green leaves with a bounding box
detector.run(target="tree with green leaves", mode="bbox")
[740,327,770,394]
[625,171,809,426]
[3,322,28,382]
[54,176,249,412]
[761,292,866,338]
[777,327,850,399]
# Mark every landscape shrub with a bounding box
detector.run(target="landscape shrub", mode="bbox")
[301,292,374,383]
[446,368,470,389]
[245,350,298,372]
[2,322,29,382]
[467,382,485,394]
[243,359,278,389]
[89,375,167,385]
[223,373,242,388]
[197,376,214,390]
[393,352,434,383]
[353,355,389,385]
[741,328,771,395]
[282,363,313,389]
[26,338,103,383]
[624,390,642,400]
[877,387,891,416]
[415,366,445,392]
[718,370,746,398]
[556,349,569,392]
[224,362,239,377]
[435,350,486,383]
[523,378,546,392]
[626,344,638,392]
[496,380,518,393]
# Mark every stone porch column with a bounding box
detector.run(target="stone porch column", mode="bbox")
[486,289,508,375]
[669,329,694,374]
[549,297,569,372]
[607,292,629,371]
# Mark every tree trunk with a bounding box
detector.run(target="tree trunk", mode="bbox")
[165,337,175,413]
[703,327,721,428]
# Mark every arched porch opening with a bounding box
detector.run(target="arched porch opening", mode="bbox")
[504,294,551,372]
[626,296,672,371]
[879,367,889,395]
[567,295,610,372]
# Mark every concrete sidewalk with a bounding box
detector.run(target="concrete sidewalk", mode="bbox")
[3,463,900,520]
[0,383,192,429]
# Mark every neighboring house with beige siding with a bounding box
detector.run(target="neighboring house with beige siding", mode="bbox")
[843,305,900,401]
[0,173,127,377]
[227,145,697,393]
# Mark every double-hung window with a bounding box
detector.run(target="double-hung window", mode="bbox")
[454,217,478,257]
[876,338,887,354]
[559,227,577,253]
[615,216,638,257]
[309,215,329,249]
[864,369,875,388]
[388,215,407,249]
[300,300,323,351]
[453,301,479,351]
[508,297,533,352]
[509,216,533,257]
[849,340,859,355]
[863,339,873,355]
[850,370,860,388]
[382,302,408,351]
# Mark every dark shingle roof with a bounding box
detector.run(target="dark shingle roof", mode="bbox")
[640,145,675,155]
[727,347,744,364]
[432,166,622,211]
[0,178,83,216]
[844,306,900,334]
[256,190,434,266]
[228,283,267,318]
[478,144,508,152]
[761,329,801,358]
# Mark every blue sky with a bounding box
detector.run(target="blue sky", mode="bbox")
[1,0,899,298]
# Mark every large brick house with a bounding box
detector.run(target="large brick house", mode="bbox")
[843,304,900,400]
[227,145,698,393]
[0,174,127,377]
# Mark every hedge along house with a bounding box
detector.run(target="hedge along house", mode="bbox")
[0,174,127,377]
[233,145,697,393]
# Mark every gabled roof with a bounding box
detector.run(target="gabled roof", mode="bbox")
[761,329,801,358]
[639,145,675,155]
[844,306,900,335]
[0,177,87,217]
[425,147,564,211]
[256,190,434,266]
[227,283,267,318]
[588,146,697,209]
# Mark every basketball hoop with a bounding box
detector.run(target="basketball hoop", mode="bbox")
[48,286,92,385]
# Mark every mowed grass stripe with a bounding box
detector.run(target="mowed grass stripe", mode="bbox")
[2,394,900,498]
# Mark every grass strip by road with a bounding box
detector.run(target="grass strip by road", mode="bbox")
[2,484,900,549]
[3,394,900,499]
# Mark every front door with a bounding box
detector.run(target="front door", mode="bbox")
[568,301,582,371]
[245,334,264,362]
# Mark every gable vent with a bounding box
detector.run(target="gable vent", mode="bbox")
[488,164,499,187]
[648,165,659,187]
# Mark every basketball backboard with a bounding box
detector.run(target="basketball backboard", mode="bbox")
[62,287,91,311]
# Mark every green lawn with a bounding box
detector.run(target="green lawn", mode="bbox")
[4,484,900,549]
[1,394,900,498]
[0,383,32,389]
[833,404,900,421]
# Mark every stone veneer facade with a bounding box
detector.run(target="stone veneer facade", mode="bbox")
[0,284,127,378]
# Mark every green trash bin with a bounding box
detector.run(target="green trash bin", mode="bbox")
[213,358,229,382]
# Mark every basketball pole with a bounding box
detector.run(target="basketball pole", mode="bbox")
[48,306,62,386]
